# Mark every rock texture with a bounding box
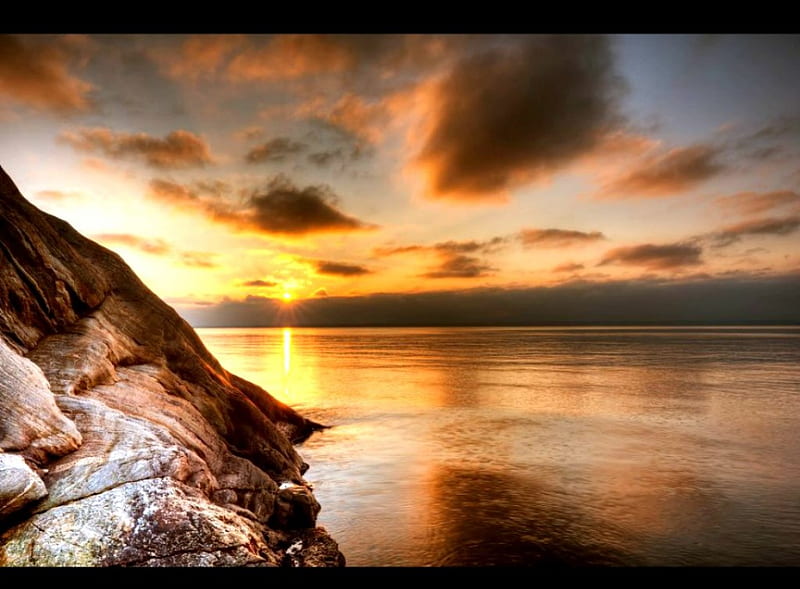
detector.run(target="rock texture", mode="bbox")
[0,165,343,566]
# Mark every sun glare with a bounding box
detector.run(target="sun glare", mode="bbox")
[282,292,293,302]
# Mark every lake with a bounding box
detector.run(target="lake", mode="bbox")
[196,326,800,566]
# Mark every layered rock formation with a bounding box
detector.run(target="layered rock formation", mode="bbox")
[0,165,343,566]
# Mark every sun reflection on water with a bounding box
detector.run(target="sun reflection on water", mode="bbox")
[282,327,291,397]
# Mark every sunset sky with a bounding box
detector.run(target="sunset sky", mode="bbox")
[1,34,798,325]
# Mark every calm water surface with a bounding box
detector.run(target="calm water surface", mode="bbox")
[196,326,800,566]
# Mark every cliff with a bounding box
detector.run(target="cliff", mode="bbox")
[0,165,343,566]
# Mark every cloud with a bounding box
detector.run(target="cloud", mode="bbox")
[227,35,354,81]
[303,93,395,146]
[553,262,585,272]
[154,34,247,81]
[734,116,800,147]
[596,144,725,198]
[91,232,219,268]
[710,215,800,248]
[226,34,462,83]
[235,125,264,142]
[310,260,372,276]
[241,279,279,287]
[0,34,94,114]
[422,255,494,279]
[245,137,307,163]
[599,242,703,270]
[414,35,624,202]
[376,237,506,279]
[35,189,83,201]
[176,273,800,327]
[179,251,219,268]
[716,190,800,217]
[313,288,329,297]
[148,175,375,236]
[375,237,507,257]
[245,177,376,235]
[307,147,364,167]
[60,127,214,169]
[92,233,171,255]
[519,228,606,248]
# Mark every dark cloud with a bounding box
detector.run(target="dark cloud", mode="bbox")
[92,233,171,255]
[415,35,624,202]
[307,146,364,167]
[376,237,506,257]
[422,255,494,279]
[520,228,606,248]
[245,137,307,163]
[710,215,800,248]
[177,273,800,327]
[599,242,703,270]
[598,144,725,198]
[376,237,506,279]
[716,190,800,217]
[148,175,375,236]
[60,127,214,169]
[553,262,585,273]
[245,176,376,235]
[311,260,372,276]
[0,34,94,113]
[241,279,278,287]
[735,116,800,146]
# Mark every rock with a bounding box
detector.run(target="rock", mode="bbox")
[0,453,47,519]
[0,337,82,463]
[270,484,322,530]
[0,165,343,567]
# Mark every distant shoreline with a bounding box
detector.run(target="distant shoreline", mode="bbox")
[191,323,800,329]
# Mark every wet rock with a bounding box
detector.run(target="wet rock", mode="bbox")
[282,529,347,567]
[270,484,321,530]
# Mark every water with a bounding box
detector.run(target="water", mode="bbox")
[196,326,800,566]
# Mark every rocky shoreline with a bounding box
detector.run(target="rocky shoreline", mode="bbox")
[0,165,343,566]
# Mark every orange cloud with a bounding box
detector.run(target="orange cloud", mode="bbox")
[375,237,506,279]
[60,127,215,169]
[92,232,171,255]
[596,144,725,199]
[155,34,246,81]
[227,35,352,81]
[716,190,800,217]
[0,34,93,114]
[553,262,585,273]
[35,189,83,202]
[519,228,606,248]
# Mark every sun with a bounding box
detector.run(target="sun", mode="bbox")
[282,292,293,302]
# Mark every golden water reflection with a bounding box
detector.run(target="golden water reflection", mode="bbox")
[196,326,800,566]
